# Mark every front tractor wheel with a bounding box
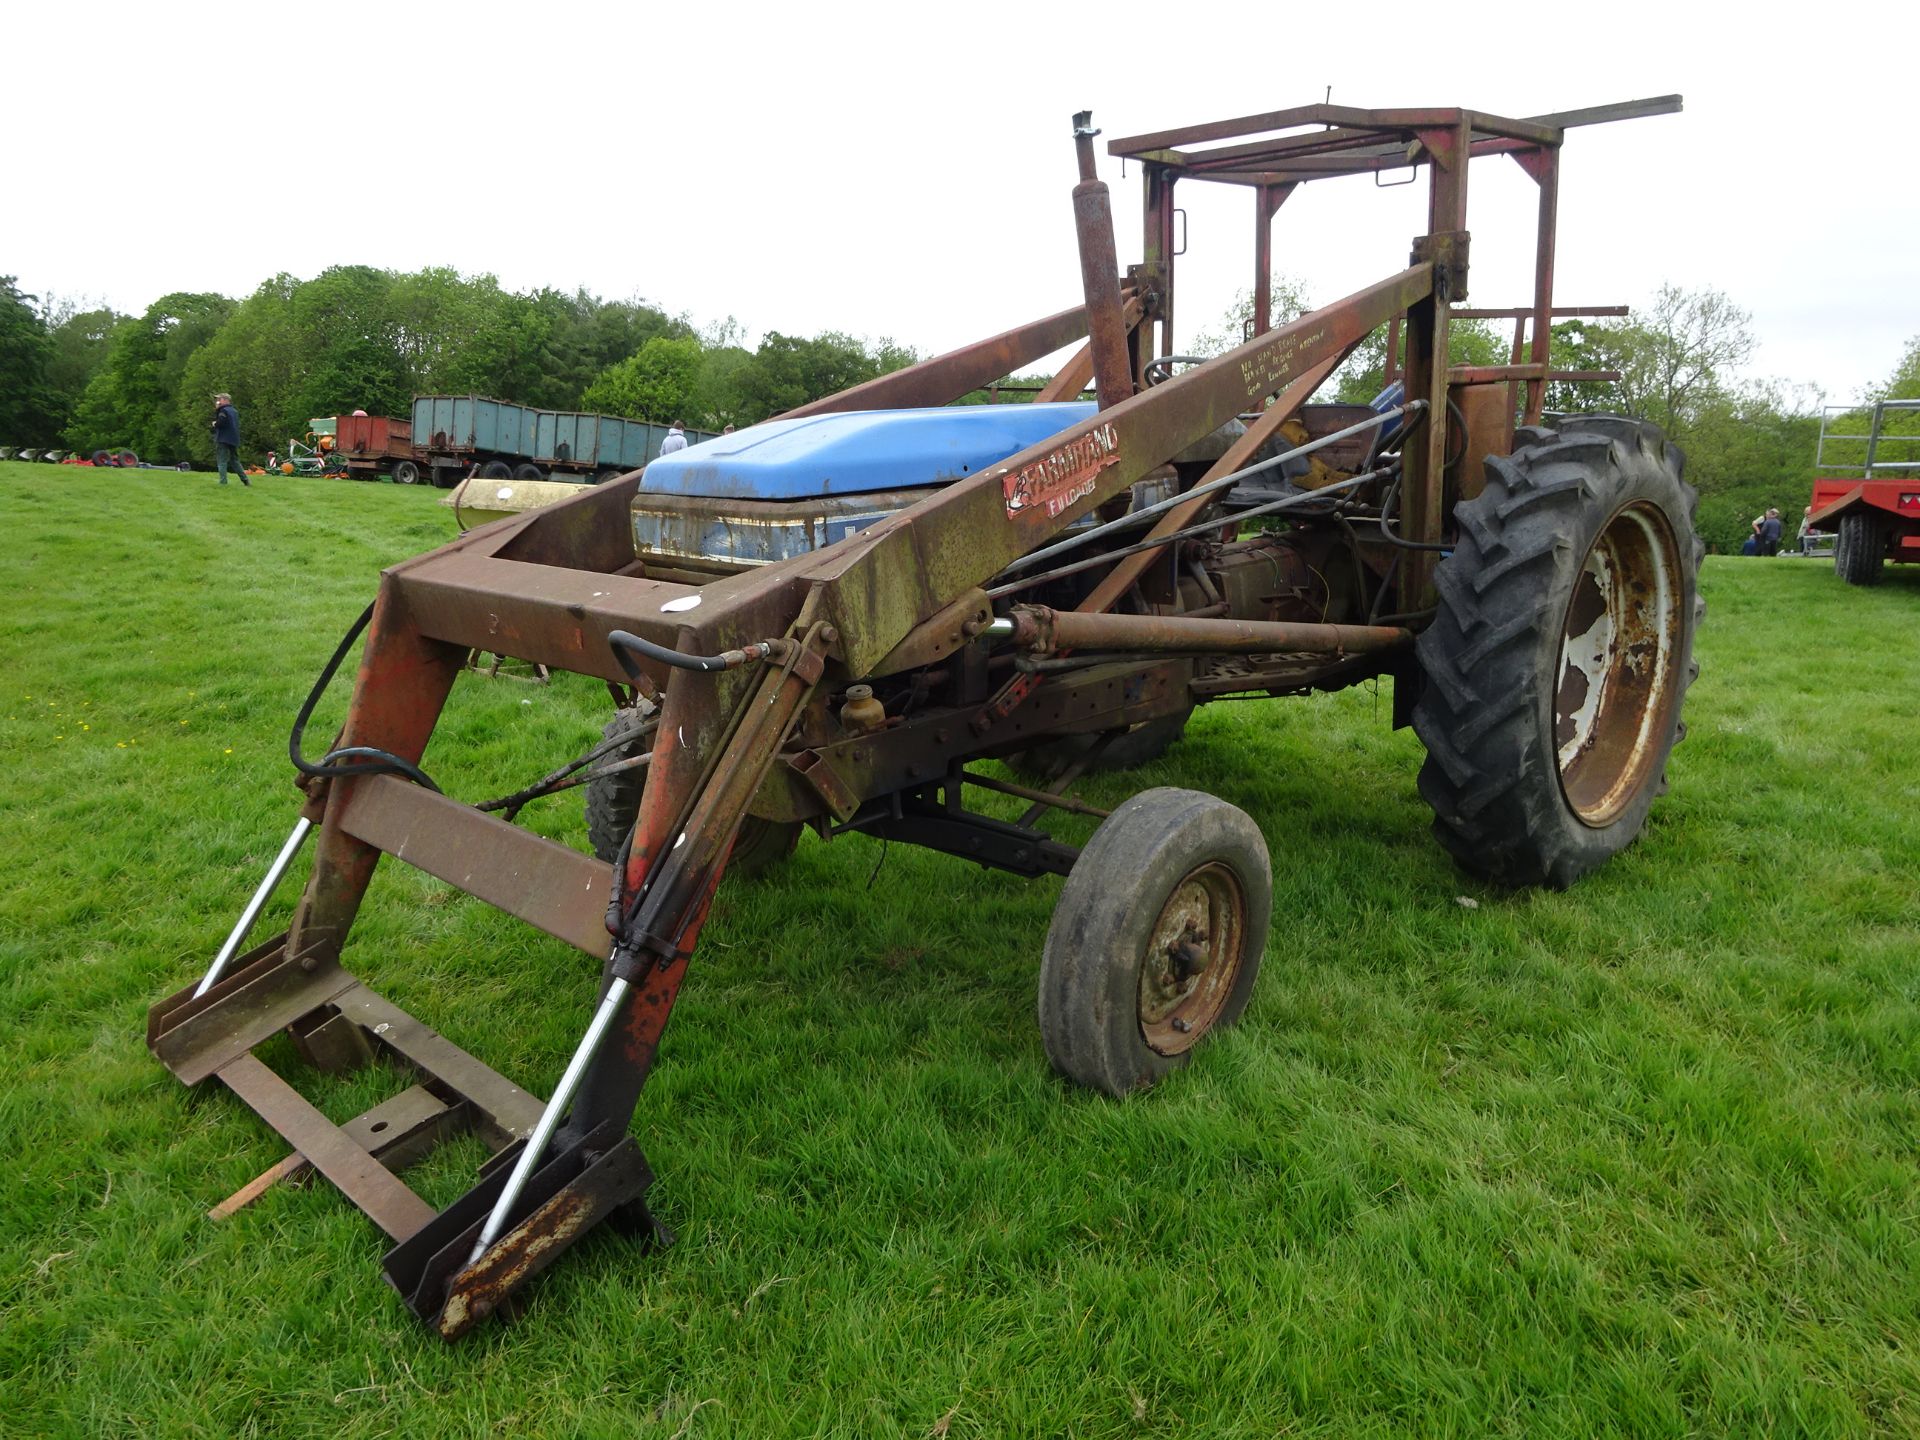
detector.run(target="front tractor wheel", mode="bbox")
[1413,416,1702,889]
[1039,788,1272,1096]
[584,707,801,878]
[1007,711,1191,781]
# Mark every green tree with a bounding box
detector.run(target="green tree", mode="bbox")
[67,291,233,460]
[177,275,303,460]
[954,372,1054,405]
[453,286,556,402]
[1330,317,1507,405]
[1544,285,1753,436]
[1184,276,1505,404]
[388,268,559,402]
[690,343,755,427]
[0,277,57,444]
[1682,380,1822,553]
[519,289,692,408]
[41,300,127,441]
[1186,275,1313,357]
[581,336,706,423]
[730,331,916,422]
[1536,286,1812,554]
[286,265,408,423]
[1885,335,1920,400]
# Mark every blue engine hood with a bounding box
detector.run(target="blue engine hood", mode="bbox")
[639,402,1099,500]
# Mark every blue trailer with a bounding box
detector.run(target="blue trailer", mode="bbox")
[410,395,717,487]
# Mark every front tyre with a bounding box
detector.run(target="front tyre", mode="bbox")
[1007,710,1191,781]
[1413,416,1702,889]
[1038,787,1271,1096]
[584,706,801,878]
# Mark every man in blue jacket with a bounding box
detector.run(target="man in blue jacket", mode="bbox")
[211,393,249,487]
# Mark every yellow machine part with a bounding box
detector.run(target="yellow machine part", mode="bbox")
[440,475,585,532]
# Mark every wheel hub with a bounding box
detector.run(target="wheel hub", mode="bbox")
[1554,500,1683,826]
[1139,862,1246,1056]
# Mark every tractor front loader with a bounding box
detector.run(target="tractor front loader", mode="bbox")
[150,96,1699,1337]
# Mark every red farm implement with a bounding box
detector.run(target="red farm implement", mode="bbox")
[149,95,1698,1337]
[1809,398,1920,584]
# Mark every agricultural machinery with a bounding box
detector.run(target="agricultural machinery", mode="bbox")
[304,400,714,487]
[150,96,1700,1337]
[1809,398,1920,584]
[277,419,346,477]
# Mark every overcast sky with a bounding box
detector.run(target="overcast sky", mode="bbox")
[12,0,1915,405]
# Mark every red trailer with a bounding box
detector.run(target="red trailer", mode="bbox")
[1808,398,1920,584]
[332,413,420,483]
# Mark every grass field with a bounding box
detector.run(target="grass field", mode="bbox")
[2,460,1917,1438]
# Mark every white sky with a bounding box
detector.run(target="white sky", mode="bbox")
[12,0,1915,404]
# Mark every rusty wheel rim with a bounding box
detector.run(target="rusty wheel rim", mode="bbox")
[1138,861,1247,1056]
[1555,501,1684,827]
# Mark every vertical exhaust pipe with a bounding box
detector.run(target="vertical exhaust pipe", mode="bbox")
[1071,112,1134,410]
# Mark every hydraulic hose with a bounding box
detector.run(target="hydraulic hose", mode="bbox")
[289,602,441,791]
[607,629,782,679]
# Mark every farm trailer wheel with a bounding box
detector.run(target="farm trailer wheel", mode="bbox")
[512,463,546,482]
[391,459,422,485]
[1038,787,1271,1096]
[1413,416,1702,889]
[583,705,801,876]
[1835,511,1888,586]
[478,460,513,480]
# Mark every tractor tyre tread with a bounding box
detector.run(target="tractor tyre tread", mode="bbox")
[1411,415,1702,889]
[584,706,801,878]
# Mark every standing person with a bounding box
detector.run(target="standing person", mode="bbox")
[210,393,249,487]
[1751,506,1784,557]
[660,420,688,455]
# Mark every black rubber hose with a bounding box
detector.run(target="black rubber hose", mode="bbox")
[1374,474,1455,552]
[608,629,735,677]
[289,602,441,791]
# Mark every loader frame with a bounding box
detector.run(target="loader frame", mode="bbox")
[150,94,1681,1336]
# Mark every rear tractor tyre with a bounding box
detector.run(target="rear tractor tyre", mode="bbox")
[584,707,801,878]
[1835,512,1886,586]
[1413,415,1702,889]
[1038,787,1271,1096]
[391,459,422,485]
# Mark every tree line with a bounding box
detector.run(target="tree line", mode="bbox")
[0,268,916,466]
[4,268,1914,555]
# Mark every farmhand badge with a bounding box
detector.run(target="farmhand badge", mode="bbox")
[1003,420,1120,519]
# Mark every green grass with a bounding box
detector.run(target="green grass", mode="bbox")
[2,461,1917,1437]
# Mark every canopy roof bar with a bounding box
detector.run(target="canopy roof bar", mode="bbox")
[1109,96,1683,183]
